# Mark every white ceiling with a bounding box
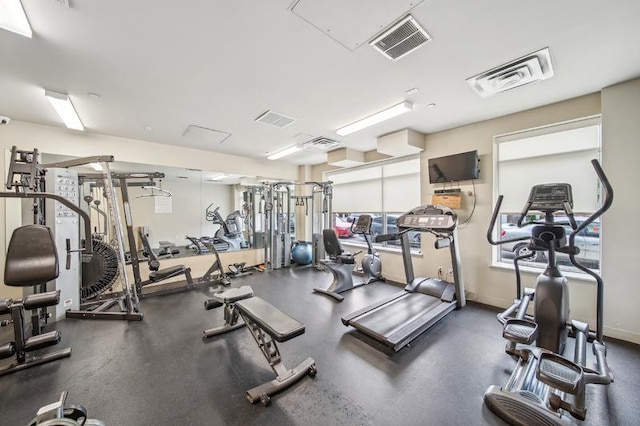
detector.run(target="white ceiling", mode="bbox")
[1,0,640,166]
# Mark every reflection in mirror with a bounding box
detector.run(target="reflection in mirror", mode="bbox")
[36,154,260,259]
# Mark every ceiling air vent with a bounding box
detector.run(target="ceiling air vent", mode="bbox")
[255,110,297,129]
[302,137,341,151]
[466,47,554,98]
[370,15,430,61]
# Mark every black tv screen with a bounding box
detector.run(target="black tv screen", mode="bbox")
[428,150,479,183]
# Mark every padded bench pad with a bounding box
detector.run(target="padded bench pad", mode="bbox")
[211,286,254,304]
[149,265,187,281]
[235,297,305,343]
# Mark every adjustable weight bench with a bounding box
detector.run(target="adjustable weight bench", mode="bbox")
[202,286,316,406]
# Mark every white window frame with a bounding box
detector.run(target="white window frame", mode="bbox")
[324,155,422,254]
[491,115,602,278]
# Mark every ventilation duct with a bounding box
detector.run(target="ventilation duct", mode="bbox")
[327,148,365,168]
[377,129,424,157]
[302,137,341,151]
[255,110,297,128]
[370,15,430,61]
[466,47,554,98]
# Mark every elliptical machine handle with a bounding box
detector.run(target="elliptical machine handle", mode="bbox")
[487,195,530,246]
[567,159,614,344]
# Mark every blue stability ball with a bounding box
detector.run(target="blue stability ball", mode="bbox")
[292,242,313,265]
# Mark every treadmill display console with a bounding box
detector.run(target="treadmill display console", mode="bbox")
[528,183,573,212]
[397,206,456,231]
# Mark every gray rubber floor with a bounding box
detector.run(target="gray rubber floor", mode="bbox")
[1,266,639,425]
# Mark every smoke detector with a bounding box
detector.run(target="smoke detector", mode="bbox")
[255,110,297,129]
[466,48,554,98]
[302,137,341,151]
[370,15,431,61]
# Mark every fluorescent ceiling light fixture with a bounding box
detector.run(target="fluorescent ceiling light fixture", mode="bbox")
[208,174,228,181]
[90,163,103,171]
[336,101,413,136]
[0,0,32,38]
[267,145,303,160]
[44,90,84,131]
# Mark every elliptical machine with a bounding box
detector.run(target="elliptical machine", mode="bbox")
[484,159,613,425]
[352,215,384,285]
[205,204,248,251]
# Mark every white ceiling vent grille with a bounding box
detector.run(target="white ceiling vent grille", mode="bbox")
[302,137,341,151]
[370,15,430,61]
[466,48,554,98]
[255,110,297,129]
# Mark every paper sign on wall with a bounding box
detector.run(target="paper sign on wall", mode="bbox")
[155,196,172,214]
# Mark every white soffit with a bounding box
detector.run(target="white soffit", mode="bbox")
[183,125,231,146]
[327,148,365,167]
[467,47,554,98]
[377,129,425,157]
[289,0,424,51]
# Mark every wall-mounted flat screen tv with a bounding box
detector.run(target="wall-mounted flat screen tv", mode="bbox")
[428,150,480,183]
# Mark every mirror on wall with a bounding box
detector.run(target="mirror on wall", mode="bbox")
[8,152,264,260]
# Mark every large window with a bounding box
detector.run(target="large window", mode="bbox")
[493,116,602,273]
[327,156,421,249]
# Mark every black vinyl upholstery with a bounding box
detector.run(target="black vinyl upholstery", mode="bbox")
[323,229,343,257]
[5,225,59,287]
[235,297,305,342]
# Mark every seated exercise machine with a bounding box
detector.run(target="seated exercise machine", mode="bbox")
[484,159,613,425]
[135,229,195,296]
[26,391,105,426]
[341,205,465,352]
[352,214,383,285]
[202,286,316,406]
[313,228,361,302]
[313,215,383,302]
[0,225,71,376]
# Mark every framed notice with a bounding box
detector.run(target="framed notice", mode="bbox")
[155,196,172,214]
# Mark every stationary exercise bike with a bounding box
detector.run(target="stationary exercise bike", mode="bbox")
[313,215,381,302]
[484,159,613,425]
[352,215,383,285]
[205,204,248,251]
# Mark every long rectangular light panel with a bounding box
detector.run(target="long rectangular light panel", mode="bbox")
[336,101,412,136]
[45,90,85,131]
[0,0,32,38]
[267,145,303,160]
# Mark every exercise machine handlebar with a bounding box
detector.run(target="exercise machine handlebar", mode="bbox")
[0,191,93,257]
[568,159,613,343]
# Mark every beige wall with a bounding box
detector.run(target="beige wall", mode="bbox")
[0,121,297,299]
[312,90,640,344]
[601,78,640,342]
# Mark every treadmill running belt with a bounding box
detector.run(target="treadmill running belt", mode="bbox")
[351,293,442,341]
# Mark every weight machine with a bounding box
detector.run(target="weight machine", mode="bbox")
[4,146,143,321]
[253,181,332,271]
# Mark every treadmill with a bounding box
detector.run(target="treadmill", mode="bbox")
[341,205,465,352]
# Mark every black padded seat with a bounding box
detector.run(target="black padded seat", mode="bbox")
[149,265,188,282]
[5,225,59,287]
[322,229,355,263]
[211,286,254,304]
[235,297,305,342]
